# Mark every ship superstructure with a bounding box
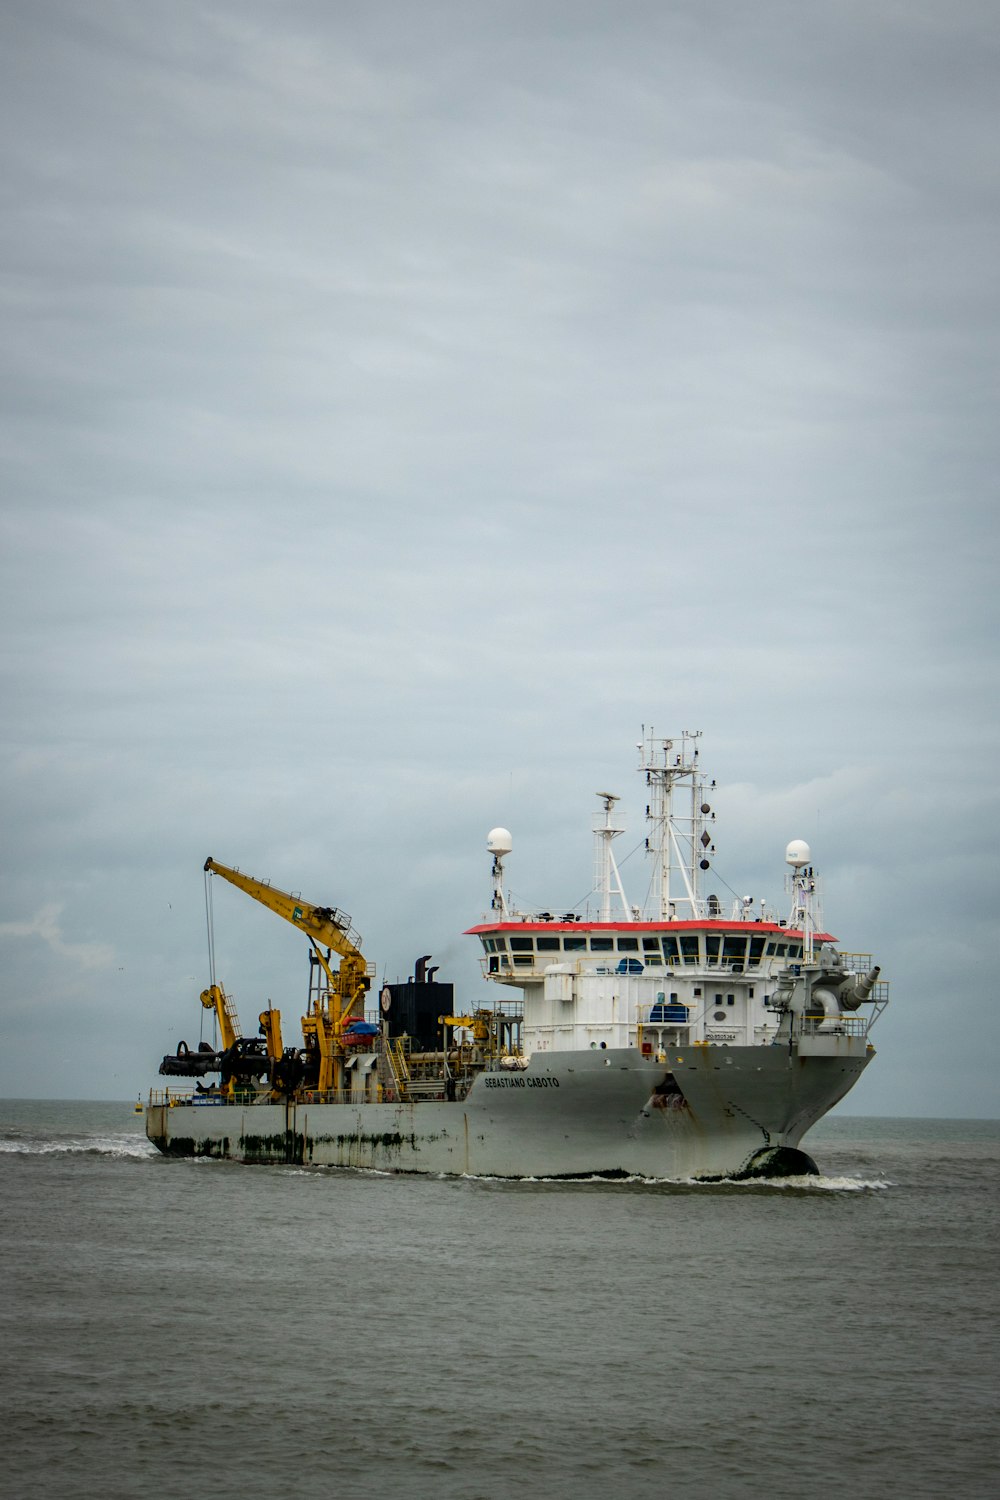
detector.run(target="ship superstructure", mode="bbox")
[468,731,883,1067]
[145,732,887,1178]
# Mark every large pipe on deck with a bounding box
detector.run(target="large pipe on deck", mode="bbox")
[840,966,881,1010]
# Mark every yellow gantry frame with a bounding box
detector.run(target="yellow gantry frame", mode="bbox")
[198,984,282,1096]
[200,983,239,1051]
[258,1007,283,1062]
[199,982,240,1099]
[204,857,371,1093]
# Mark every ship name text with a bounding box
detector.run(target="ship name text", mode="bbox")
[484,1075,561,1089]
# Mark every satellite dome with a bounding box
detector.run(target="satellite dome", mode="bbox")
[785,839,811,868]
[487,827,513,856]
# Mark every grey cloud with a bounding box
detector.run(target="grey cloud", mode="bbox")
[0,0,996,1113]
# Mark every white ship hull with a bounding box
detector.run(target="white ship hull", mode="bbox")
[146,1038,873,1178]
[147,732,886,1179]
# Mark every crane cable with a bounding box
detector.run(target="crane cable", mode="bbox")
[203,870,217,1048]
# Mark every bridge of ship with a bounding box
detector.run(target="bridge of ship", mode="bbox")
[461,920,887,1053]
[465,920,827,980]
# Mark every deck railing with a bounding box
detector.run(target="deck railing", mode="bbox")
[147,1087,361,1108]
[798,1013,872,1038]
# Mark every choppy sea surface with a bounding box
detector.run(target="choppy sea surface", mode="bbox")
[2,1103,997,1500]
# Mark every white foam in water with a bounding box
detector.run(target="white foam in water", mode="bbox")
[459,1170,892,1190]
[726,1172,892,1191]
[0,1134,157,1158]
[649,1172,891,1191]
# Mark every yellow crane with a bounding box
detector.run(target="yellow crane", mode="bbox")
[200,983,240,1051]
[203,857,375,1094]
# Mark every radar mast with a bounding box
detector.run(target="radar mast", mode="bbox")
[593,793,630,922]
[486,828,512,919]
[638,729,714,920]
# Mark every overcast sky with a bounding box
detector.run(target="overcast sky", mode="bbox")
[1,0,997,1117]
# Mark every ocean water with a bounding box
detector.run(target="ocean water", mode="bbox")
[1,1103,997,1500]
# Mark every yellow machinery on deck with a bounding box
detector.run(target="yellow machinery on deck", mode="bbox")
[203,857,376,1094]
[200,982,240,1051]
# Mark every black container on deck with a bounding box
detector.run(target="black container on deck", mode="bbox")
[383,956,454,1051]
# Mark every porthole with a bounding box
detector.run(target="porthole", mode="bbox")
[713,1010,727,1021]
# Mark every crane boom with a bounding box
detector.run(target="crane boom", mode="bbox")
[203,857,364,961]
[203,857,374,1093]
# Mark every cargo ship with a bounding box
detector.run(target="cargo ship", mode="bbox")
[145,730,887,1178]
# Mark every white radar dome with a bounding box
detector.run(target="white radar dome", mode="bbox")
[785,839,812,868]
[487,827,513,856]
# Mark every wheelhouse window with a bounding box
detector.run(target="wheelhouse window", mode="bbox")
[536,937,561,952]
[723,936,748,963]
[679,935,700,965]
[705,935,721,966]
[564,936,586,951]
[590,938,614,952]
[616,938,639,951]
[661,936,679,961]
[510,937,534,952]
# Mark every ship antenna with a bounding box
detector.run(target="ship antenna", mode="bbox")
[486,827,513,919]
[593,793,630,922]
[638,728,709,920]
[786,841,819,962]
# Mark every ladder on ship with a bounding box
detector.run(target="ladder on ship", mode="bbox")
[221,986,241,1043]
[378,1037,410,1103]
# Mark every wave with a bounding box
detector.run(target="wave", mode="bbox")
[461,1169,892,1192]
[0,1133,157,1159]
[691,1172,893,1192]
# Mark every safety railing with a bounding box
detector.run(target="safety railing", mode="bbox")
[148,1086,376,1108]
[798,1013,872,1038]
[294,1089,368,1105]
[640,1002,692,1025]
[147,1087,278,1107]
